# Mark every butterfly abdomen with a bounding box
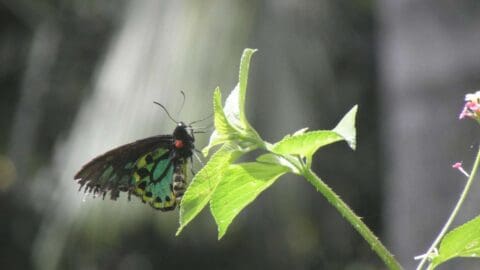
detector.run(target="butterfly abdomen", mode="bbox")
[172,160,187,203]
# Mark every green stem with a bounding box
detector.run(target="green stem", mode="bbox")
[416,146,480,270]
[303,168,403,270]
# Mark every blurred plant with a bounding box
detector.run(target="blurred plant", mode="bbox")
[459,91,480,122]
[176,49,403,270]
[415,91,480,270]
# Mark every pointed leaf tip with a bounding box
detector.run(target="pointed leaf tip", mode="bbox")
[333,105,357,150]
[238,49,257,128]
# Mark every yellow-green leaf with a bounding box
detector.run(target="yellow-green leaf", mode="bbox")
[203,87,238,156]
[210,162,288,239]
[431,215,480,268]
[238,48,257,127]
[272,130,344,157]
[177,144,242,235]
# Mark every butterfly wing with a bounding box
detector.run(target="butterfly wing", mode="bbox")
[131,147,182,211]
[74,135,173,202]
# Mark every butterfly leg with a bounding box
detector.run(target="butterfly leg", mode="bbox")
[189,156,196,176]
[193,149,205,166]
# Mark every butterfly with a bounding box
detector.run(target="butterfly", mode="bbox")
[74,121,195,211]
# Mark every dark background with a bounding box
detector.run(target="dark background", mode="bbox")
[1,1,480,269]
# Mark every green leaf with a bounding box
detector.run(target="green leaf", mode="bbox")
[203,49,263,156]
[271,130,344,157]
[210,162,289,239]
[176,144,242,235]
[224,83,243,130]
[223,51,261,141]
[292,127,309,136]
[238,48,257,127]
[256,153,285,165]
[332,105,357,150]
[203,87,238,156]
[275,127,309,142]
[256,153,300,174]
[202,131,225,157]
[213,87,237,135]
[431,215,480,268]
[271,105,358,158]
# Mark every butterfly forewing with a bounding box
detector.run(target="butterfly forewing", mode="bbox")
[74,135,173,201]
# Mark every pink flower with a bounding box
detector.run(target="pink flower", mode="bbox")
[452,161,469,177]
[460,91,480,121]
[452,162,462,169]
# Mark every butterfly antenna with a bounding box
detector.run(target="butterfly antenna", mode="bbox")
[153,101,179,124]
[191,122,214,132]
[178,91,186,116]
[189,113,213,126]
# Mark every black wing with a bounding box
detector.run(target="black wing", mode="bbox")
[74,135,173,200]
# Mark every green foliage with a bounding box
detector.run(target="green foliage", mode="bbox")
[430,215,480,268]
[271,106,357,157]
[211,162,289,239]
[177,143,242,235]
[272,131,344,156]
[416,139,480,269]
[178,48,357,240]
[201,88,237,156]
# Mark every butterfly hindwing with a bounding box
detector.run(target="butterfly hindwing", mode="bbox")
[132,148,178,211]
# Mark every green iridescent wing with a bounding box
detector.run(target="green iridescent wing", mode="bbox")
[74,135,185,210]
[132,148,185,210]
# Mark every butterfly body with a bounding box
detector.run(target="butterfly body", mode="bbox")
[74,122,194,211]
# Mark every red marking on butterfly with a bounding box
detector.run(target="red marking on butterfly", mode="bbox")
[174,139,184,149]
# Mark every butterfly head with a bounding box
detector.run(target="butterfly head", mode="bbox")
[173,122,195,154]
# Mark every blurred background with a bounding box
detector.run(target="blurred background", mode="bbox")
[1,0,480,269]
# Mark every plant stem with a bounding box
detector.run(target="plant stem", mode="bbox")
[416,146,480,270]
[303,168,403,270]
